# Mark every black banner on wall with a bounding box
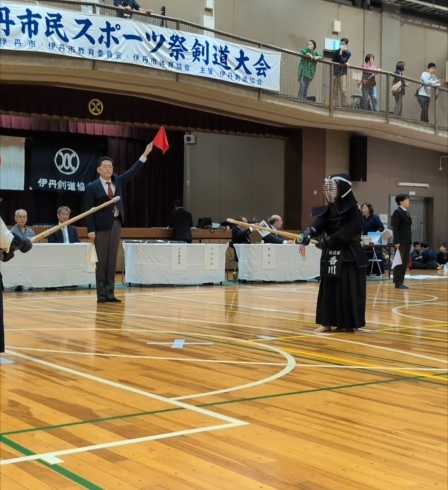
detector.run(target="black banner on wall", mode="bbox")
[30,138,102,193]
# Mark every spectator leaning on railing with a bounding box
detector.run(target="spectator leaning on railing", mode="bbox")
[416,63,443,123]
[114,0,153,18]
[297,40,322,101]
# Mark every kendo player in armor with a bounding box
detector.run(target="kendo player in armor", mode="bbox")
[0,211,33,353]
[301,174,368,333]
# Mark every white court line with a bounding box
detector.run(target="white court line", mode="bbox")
[4,349,446,372]
[1,349,248,466]
[0,422,237,466]
[8,333,297,401]
[7,347,288,366]
[5,310,448,365]
[40,455,64,465]
[391,302,448,324]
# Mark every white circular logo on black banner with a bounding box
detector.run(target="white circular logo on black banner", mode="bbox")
[54,148,80,175]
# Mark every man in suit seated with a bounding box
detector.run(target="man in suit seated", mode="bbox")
[263,215,293,244]
[230,217,255,263]
[231,217,254,245]
[168,200,193,243]
[48,206,80,244]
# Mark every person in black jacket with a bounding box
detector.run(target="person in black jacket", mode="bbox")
[231,217,253,245]
[263,215,293,244]
[301,173,368,333]
[437,243,448,267]
[47,206,80,244]
[168,200,193,243]
[85,142,153,303]
[391,194,412,289]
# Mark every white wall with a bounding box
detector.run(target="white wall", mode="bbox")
[184,132,284,224]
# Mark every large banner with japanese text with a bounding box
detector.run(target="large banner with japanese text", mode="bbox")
[0,3,281,91]
[30,138,101,193]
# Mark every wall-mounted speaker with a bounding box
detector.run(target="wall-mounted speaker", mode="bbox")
[349,135,367,182]
[184,134,197,145]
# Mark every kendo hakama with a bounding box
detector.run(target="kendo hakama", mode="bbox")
[303,174,368,333]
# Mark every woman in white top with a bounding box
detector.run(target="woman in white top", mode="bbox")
[417,63,443,123]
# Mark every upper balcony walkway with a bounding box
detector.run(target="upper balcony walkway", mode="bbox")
[0,0,447,152]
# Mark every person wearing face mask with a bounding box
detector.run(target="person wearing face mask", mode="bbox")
[298,40,322,101]
[300,174,368,333]
[85,142,154,304]
[417,63,443,123]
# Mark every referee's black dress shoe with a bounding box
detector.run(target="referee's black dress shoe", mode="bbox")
[107,297,122,303]
[395,284,409,289]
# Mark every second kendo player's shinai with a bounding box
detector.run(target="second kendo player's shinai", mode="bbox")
[302,173,368,333]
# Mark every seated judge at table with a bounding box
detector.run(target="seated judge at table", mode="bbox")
[263,215,293,244]
[168,200,193,243]
[231,217,254,245]
[361,203,384,234]
[10,209,35,240]
[47,206,80,244]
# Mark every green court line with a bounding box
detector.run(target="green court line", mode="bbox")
[0,435,103,490]
[3,371,446,438]
[1,406,182,436]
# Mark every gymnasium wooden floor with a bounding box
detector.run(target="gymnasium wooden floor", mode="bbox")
[1,276,447,490]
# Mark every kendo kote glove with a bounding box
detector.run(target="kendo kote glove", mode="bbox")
[315,236,330,250]
[0,250,15,262]
[11,233,33,253]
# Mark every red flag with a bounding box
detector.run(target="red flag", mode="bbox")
[153,127,169,154]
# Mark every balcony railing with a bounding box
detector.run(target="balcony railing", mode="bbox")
[6,0,448,135]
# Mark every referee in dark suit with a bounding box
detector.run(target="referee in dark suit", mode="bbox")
[392,194,412,289]
[85,142,153,303]
[168,200,193,243]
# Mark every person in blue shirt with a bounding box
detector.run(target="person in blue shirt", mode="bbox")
[332,38,351,107]
[114,0,152,18]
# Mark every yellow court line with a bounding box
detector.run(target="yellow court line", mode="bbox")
[282,347,448,382]
[370,330,448,342]
[249,335,447,382]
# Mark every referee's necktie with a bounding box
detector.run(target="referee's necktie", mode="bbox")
[106,182,116,215]
[106,182,114,199]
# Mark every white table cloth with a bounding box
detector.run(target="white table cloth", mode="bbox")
[0,243,95,288]
[234,244,320,282]
[124,243,227,285]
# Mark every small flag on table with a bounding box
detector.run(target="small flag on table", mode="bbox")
[153,127,170,154]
